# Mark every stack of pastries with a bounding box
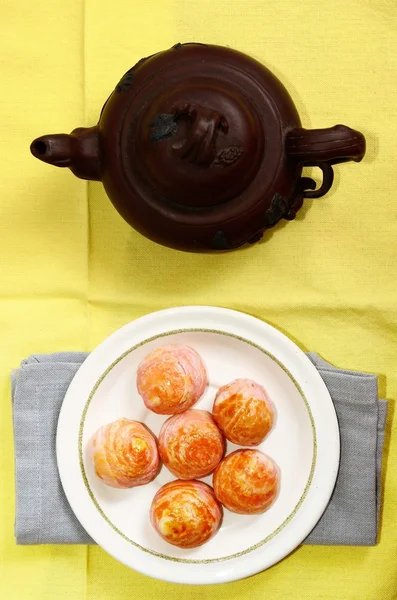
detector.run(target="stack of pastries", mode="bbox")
[89,344,279,549]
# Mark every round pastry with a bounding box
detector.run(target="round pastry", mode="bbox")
[89,419,159,488]
[212,378,275,446]
[159,410,225,479]
[136,344,208,414]
[213,449,279,514]
[150,480,223,548]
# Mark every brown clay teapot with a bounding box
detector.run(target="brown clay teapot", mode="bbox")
[31,43,365,251]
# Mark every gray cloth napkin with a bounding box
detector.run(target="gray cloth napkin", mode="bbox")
[11,352,387,546]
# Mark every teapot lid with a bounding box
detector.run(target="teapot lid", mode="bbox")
[106,43,300,212]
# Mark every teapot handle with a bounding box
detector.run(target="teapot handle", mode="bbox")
[286,125,366,198]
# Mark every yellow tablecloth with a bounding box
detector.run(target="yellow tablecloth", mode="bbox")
[1,1,396,598]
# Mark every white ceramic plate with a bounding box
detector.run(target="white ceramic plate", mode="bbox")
[56,306,340,585]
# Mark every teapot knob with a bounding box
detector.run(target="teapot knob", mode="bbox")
[170,103,229,166]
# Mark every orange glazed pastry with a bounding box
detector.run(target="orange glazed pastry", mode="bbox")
[89,419,159,488]
[136,344,208,414]
[159,410,225,479]
[212,378,274,446]
[150,480,222,548]
[213,449,279,514]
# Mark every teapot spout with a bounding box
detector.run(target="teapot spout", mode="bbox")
[30,126,101,181]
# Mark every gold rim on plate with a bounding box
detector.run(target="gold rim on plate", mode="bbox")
[79,328,317,564]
